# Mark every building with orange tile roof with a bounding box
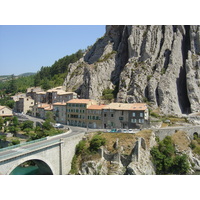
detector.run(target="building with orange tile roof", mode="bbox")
[102,103,149,129]
[32,103,53,119]
[86,105,106,128]
[66,99,97,127]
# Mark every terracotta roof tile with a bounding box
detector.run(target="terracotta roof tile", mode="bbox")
[37,104,51,108]
[53,102,67,106]
[67,99,94,104]
[87,105,106,110]
[103,103,147,111]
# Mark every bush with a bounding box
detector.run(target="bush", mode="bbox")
[150,112,160,118]
[11,139,20,145]
[12,116,19,127]
[150,136,190,175]
[70,155,78,174]
[193,146,200,155]
[102,89,114,101]
[89,135,106,152]
[42,120,53,130]
[189,141,196,149]
[24,128,32,135]
[8,126,18,135]
[76,140,86,155]
[21,120,33,130]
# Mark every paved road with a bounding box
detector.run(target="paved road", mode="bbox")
[0,120,87,161]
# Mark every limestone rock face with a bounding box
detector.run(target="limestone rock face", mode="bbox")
[63,25,200,115]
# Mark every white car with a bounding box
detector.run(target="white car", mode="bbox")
[53,123,64,128]
[128,129,134,133]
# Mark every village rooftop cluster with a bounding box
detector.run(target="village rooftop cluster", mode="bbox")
[0,86,150,130]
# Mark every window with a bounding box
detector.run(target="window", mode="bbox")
[140,112,144,117]
[119,117,123,120]
[139,119,144,123]
[132,112,136,117]
[104,114,107,117]
[131,119,136,123]
[121,111,124,115]
[111,114,114,117]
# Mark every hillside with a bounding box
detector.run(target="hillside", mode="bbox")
[63,25,200,116]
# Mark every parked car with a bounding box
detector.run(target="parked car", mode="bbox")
[110,129,117,133]
[122,129,127,133]
[53,123,64,128]
[128,129,134,133]
[117,129,122,133]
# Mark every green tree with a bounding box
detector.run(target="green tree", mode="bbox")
[42,120,53,130]
[0,117,4,130]
[21,120,34,130]
[8,126,18,137]
[12,116,19,127]
[5,100,15,109]
[45,111,55,123]
[150,136,190,175]
[7,74,17,94]
[89,135,106,152]
[0,135,6,142]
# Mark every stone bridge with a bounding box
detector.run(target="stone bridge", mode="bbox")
[154,125,200,140]
[0,132,84,175]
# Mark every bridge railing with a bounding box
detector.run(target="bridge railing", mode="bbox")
[0,138,47,152]
[0,138,61,161]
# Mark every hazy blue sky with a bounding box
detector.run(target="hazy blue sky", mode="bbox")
[0,25,106,76]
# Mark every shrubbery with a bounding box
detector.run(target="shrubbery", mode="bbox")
[150,136,190,175]
[70,134,106,174]
[89,135,106,152]
[102,89,114,101]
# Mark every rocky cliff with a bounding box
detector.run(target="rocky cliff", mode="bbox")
[63,25,200,116]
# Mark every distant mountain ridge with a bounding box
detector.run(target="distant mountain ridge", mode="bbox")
[17,72,36,77]
[0,72,35,83]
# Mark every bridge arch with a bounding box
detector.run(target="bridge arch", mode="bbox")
[7,156,55,175]
[193,132,199,139]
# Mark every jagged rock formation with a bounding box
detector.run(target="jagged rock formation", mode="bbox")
[63,25,200,116]
[79,133,157,175]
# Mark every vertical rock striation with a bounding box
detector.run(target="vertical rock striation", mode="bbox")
[63,25,200,116]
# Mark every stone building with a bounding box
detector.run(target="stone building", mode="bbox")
[36,103,53,119]
[102,103,131,129]
[46,86,77,104]
[14,96,34,114]
[0,106,13,117]
[128,103,149,129]
[26,87,43,101]
[66,99,97,127]
[86,104,106,129]
[102,103,149,129]
[35,92,47,104]
[53,102,67,124]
